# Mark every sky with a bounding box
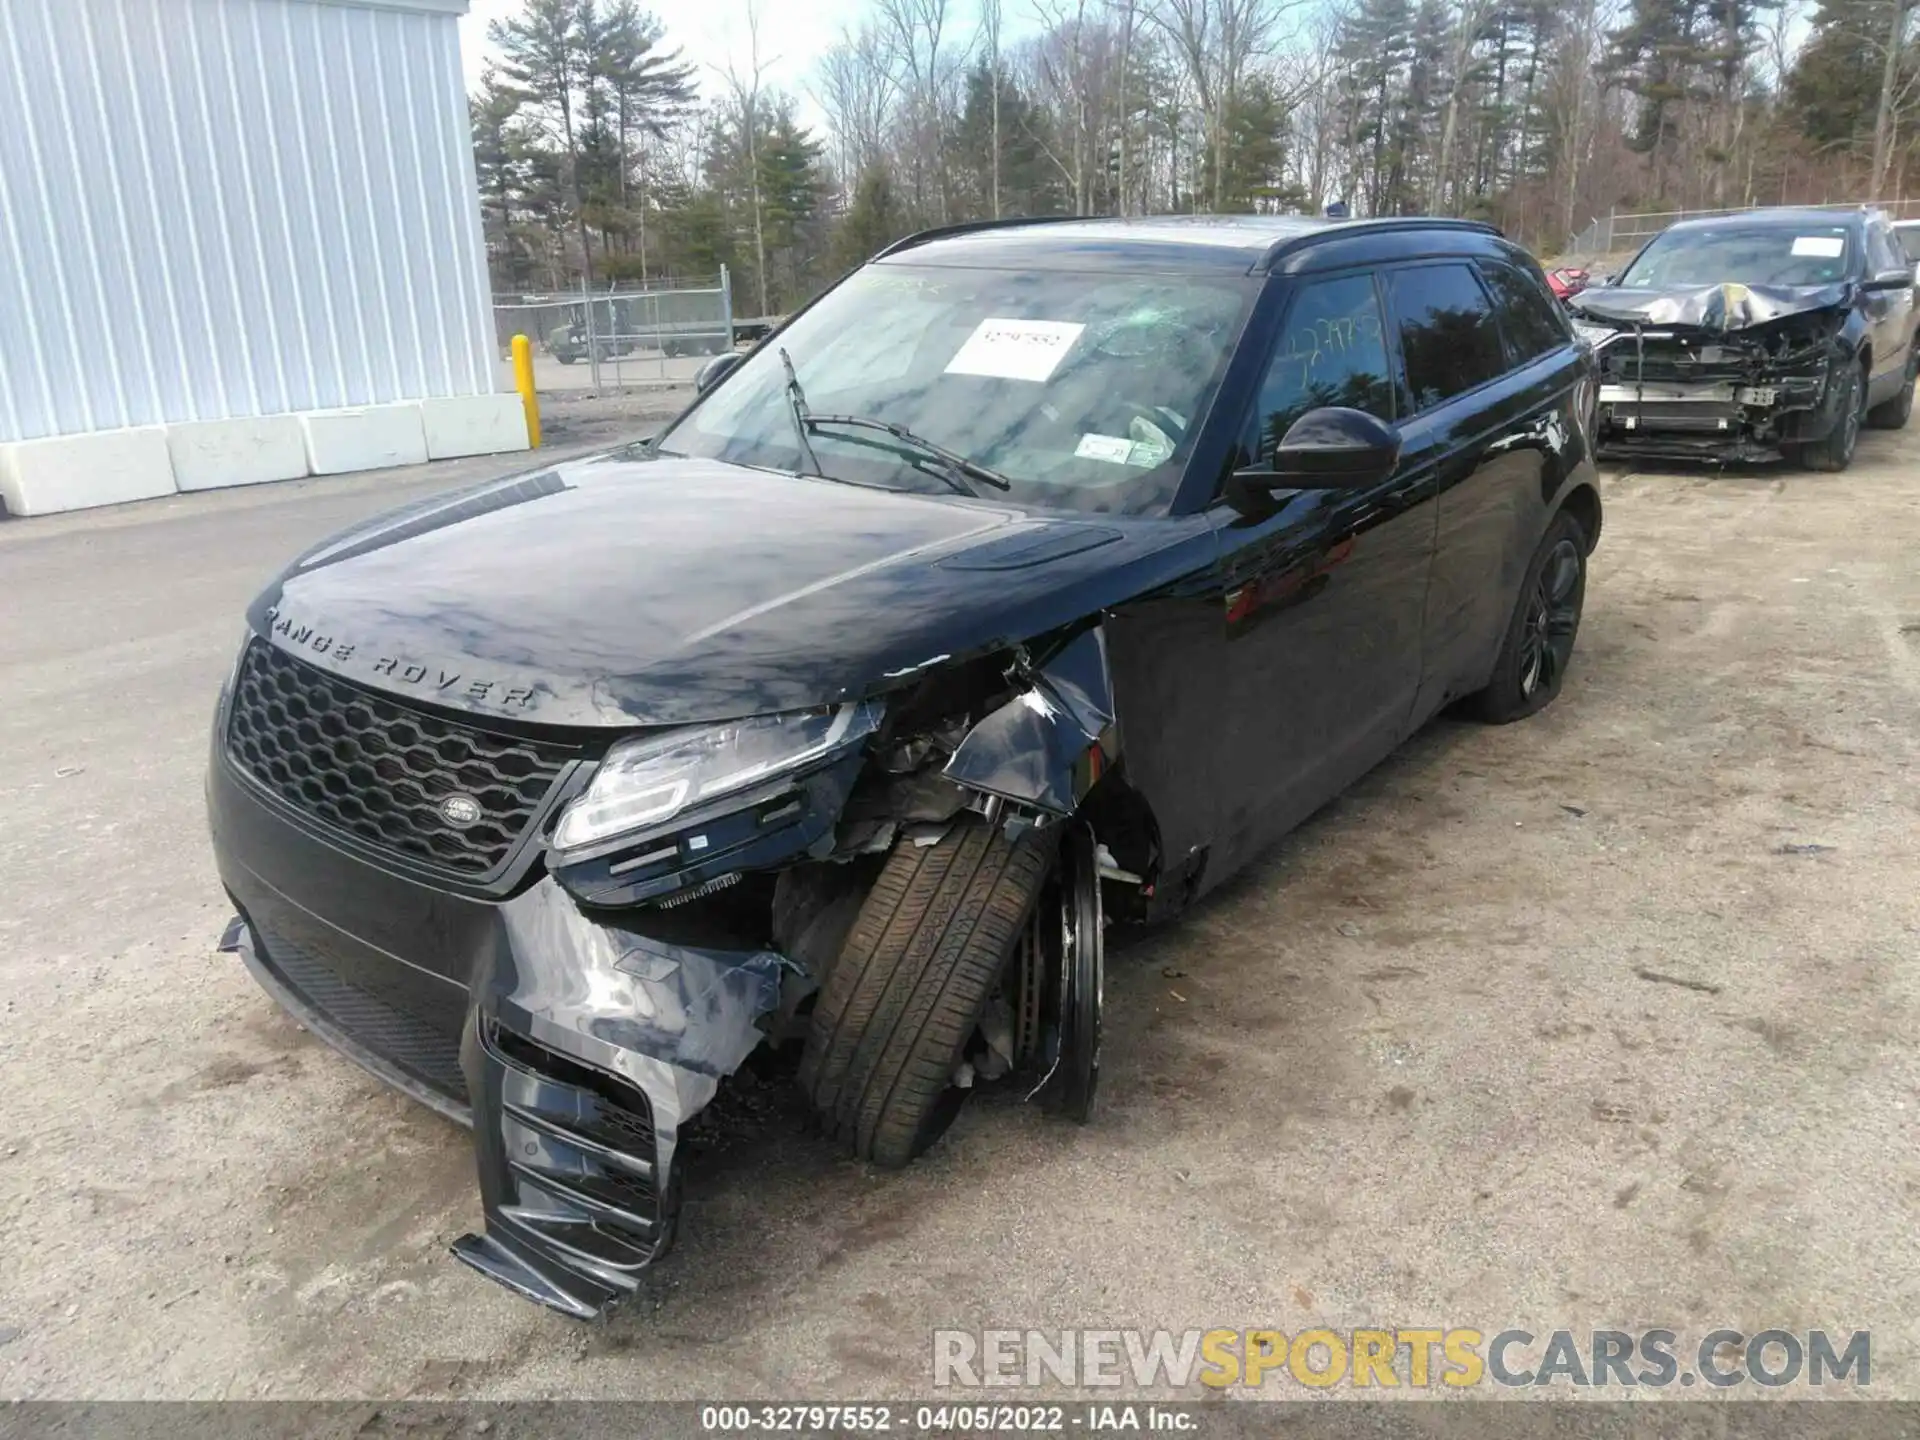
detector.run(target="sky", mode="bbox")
[457,0,870,123]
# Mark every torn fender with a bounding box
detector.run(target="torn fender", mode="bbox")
[452,878,793,1320]
[943,626,1118,815]
[1571,282,1850,333]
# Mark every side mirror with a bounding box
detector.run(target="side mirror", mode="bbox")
[1863,267,1915,292]
[1226,407,1401,517]
[695,350,743,394]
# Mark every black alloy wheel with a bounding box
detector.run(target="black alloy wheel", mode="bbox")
[1467,510,1589,724]
[1798,360,1865,472]
[1518,537,1582,702]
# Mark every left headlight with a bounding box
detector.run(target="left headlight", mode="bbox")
[552,701,882,854]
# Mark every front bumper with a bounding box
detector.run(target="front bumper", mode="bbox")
[208,748,788,1320]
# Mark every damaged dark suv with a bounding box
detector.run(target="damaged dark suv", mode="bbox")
[1572,207,1918,467]
[207,214,1601,1320]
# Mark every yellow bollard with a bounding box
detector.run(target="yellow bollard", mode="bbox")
[511,334,542,449]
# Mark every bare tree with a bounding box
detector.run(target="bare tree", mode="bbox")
[816,24,901,198]
[718,0,774,315]
[876,0,961,221]
[985,0,1004,216]
[1149,0,1287,210]
[1873,0,1909,198]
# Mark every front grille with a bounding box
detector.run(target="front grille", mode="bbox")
[227,640,573,877]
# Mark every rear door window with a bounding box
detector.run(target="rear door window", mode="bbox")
[1240,273,1395,464]
[1388,264,1508,412]
[1479,261,1571,365]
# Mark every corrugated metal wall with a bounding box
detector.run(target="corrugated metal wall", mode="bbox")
[0,0,494,444]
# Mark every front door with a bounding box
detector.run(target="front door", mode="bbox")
[1203,269,1438,879]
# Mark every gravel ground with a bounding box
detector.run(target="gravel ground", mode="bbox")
[1,402,1916,1402]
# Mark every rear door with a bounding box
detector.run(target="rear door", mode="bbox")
[1386,258,1580,711]
[1863,221,1916,398]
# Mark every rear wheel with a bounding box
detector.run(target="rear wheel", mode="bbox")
[1466,511,1587,724]
[1794,358,1866,471]
[799,816,1056,1167]
[1868,349,1917,429]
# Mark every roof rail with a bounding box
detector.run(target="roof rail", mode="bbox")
[873,214,1080,261]
[1257,216,1501,272]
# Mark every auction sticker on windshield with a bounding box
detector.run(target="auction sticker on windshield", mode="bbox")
[946,318,1085,382]
[1790,235,1845,258]
[1074,433,1136,464]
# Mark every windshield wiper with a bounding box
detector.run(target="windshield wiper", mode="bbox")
[803,413,1012,495]
[779,348,826,478]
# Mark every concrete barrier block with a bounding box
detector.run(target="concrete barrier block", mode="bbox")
[0,427,176,516]
[420,393,533,460]
[300,403,429,476]
[167,415,310,491]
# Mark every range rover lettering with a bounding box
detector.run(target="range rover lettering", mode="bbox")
[208,214,1602,1320]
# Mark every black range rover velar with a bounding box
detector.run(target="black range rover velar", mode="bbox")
[208,214,1602,1319]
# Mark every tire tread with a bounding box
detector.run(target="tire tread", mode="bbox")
[799,818,1054,1168]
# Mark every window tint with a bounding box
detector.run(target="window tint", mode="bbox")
[1243,274,1394,462]
[1389,264,1506,411]
[1480,261,1570,364]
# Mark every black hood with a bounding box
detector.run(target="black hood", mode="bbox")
[251,451,1210,728]
[1571,281,1851,333]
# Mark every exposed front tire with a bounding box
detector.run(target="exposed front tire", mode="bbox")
[1466,511,1588,725]
[799,816,1055,1168]
[1794,359,1866,471]
[1868,350,1917,430]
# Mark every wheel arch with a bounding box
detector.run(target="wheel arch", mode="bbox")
[1555,480,1603,555]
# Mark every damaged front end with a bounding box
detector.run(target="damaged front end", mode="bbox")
[1573,283,1852,461]
[213,627,1129,1322]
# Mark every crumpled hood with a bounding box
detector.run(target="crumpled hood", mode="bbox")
[251,450,1206,728]
[1571,281,1851,333]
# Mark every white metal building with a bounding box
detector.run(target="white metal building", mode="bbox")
[0,0,527,516]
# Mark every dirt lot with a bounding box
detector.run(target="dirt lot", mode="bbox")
[1,395,1916,1402]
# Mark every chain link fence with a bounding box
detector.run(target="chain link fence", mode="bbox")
[492,270,736,393]
[1569,199,1920,259]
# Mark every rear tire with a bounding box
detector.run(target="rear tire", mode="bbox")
[1868,350,1917,429]
[1794,358,1866,471]
[1466,511,1588,725]
[799,816,1055,1168]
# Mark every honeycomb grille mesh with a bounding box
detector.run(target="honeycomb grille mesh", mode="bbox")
[227,641,572,876]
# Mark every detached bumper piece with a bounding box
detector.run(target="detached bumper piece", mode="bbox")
[454,1017,676,1320]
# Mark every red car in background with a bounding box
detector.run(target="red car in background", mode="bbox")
[1547,266,1591,303]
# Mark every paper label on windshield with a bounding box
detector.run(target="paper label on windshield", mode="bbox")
[1791,235,1845,258]
[945,318,1084,382]
[1075,433,1136,464]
